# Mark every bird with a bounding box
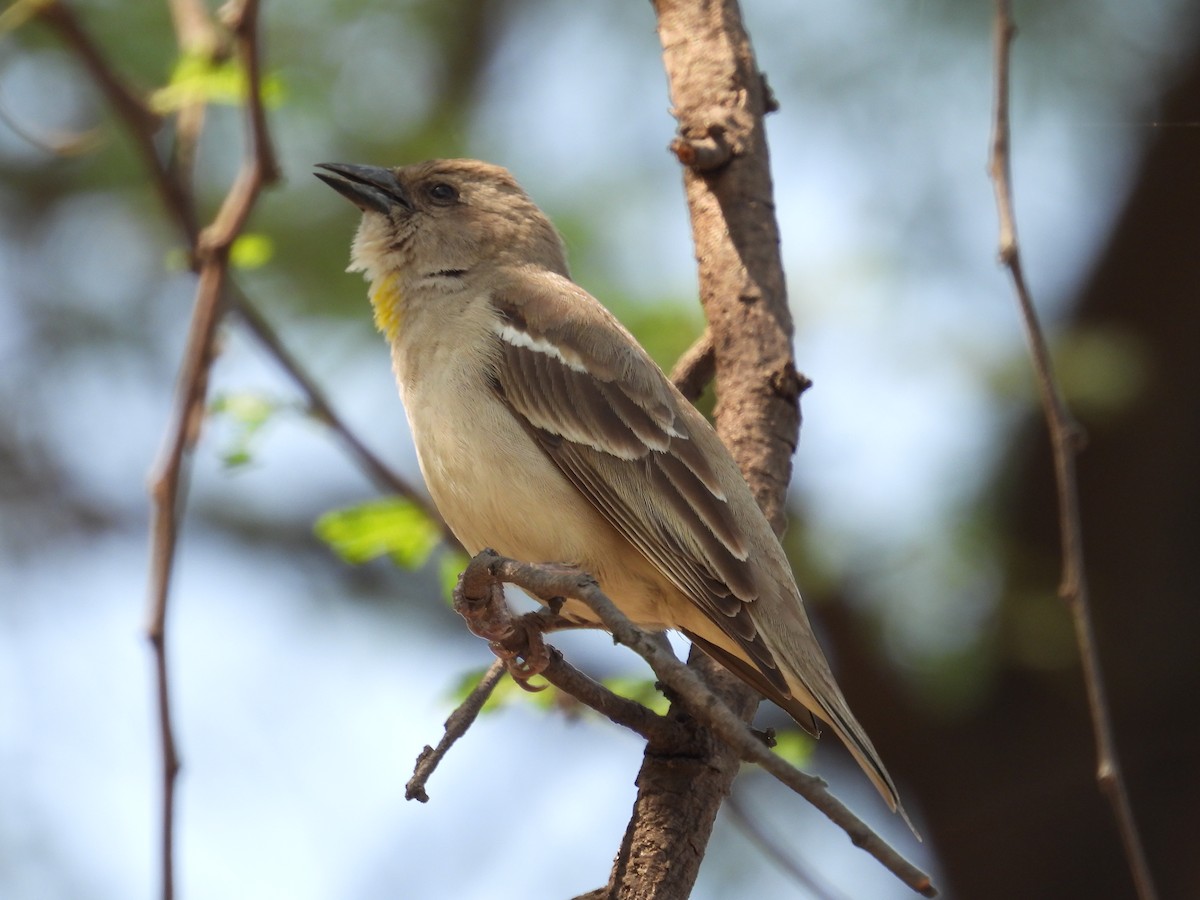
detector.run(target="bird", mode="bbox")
[315,158,910,825]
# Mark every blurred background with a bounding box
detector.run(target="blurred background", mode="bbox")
[2,0,1198,897]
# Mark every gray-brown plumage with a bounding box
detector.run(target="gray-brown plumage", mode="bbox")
[316,158,912,828]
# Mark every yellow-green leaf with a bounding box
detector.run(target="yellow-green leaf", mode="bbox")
[150,52,285,114]
[208,391,283,469]
[770,728,816,768]
[438,549,470,604]
[230,233,274,269]
[601,675,670,715]
[315,498,441,569]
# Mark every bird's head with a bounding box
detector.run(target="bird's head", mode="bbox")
[315,159,569,284]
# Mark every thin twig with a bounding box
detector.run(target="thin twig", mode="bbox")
[164,0,222,202]
[144,258,226,900]
[36,0,197,242]
[35,6,206,899]
[226,291,453,541]
[725,791,851,900]
[986,4,1158,900]
[459,550,937,897]
[406,659,507,802]
[143,3,278,898]
[38,1,441,534]
[669,327,715,402]
[538,651,674,742]
[35,4,448,896]
[408,603,675,804]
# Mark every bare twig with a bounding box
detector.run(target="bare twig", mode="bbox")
[36,0,198,241]
[725,791,851,900]
[538,651,673,741]
[986,4,1158,900]
[37,3,450,897]
[38,2,438,529]
[144,254,226,900]
[408,594,677,806]
[406,659,507,802]
[458,551,937,897]
[164,0,222,199]
[669,327,715,401]
[225,292,453,539]
[141,3,278,898]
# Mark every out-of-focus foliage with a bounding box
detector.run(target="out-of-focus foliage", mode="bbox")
[208,390,289,469]
[315,497,442,570]
[150,52,286,114]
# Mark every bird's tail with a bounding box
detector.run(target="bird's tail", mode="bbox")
[689,627,919,838]
[778,652,921,840]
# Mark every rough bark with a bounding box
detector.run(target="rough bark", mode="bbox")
[592,2,800,897]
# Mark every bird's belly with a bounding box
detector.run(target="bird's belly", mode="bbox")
[402,374,676,628]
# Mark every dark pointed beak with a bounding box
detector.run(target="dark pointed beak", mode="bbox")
[314,162,413,215]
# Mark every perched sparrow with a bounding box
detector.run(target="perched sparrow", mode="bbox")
[317,159,908,823]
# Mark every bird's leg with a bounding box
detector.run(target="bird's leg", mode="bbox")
[453,563,555,690]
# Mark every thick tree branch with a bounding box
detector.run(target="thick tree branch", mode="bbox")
[987,4,1158,900]
[600,1,810,896]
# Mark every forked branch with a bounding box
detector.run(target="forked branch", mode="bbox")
[455,550,937,897]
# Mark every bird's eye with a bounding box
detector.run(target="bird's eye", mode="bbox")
[427,182,459,205]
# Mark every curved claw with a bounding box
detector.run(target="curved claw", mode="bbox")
[491,622,551,691]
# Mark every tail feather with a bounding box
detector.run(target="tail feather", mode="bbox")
[691,628,919,838]
[812,688,921,840]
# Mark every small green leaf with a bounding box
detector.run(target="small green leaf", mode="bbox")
[601,675,670,715]
[315,498,441,569]
[770,728,816,768]
[230,233,274,269]
[437,549,471,604]
[208,391,283,469]
[150,52,285,114]
[220,448,253,469]
[212,391,275,428]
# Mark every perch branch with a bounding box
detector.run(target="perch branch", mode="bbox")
[458,551,936,897]
[987,4,1157,899]
[408,592,678,803]
[406,659,507,802]
[451,572,682,743]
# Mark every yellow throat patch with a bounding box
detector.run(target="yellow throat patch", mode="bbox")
[369,272,404,341]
